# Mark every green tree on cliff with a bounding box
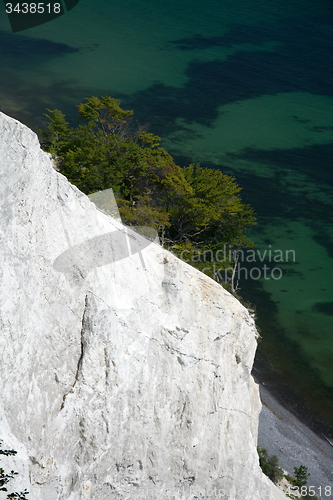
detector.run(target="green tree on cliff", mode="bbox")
[39,96,256,281]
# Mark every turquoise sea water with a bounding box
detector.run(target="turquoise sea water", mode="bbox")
[1,0,333,425]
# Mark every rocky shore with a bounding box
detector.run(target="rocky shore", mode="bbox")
[257,381,333,499]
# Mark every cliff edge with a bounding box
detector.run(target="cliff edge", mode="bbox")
[0,112,286,499]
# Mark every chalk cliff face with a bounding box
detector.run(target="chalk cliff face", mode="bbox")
[0,112,285,500]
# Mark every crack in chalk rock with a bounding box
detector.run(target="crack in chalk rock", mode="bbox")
[214,332,229,341]
[147,336,220,369]
[60,294,88,410]
[217,406,250,418]
[162,325,190,340]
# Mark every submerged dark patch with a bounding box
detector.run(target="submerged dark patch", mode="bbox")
[0,69,92,134]
[0,30,79,56]
[313,302,333,316]
[171,15,333,54]
[125,14,333,137]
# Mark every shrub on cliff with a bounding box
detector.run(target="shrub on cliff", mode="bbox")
[257,447,284,484]
[39,96,256,280]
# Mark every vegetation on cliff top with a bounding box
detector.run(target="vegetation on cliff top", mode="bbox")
[39,96,256,283]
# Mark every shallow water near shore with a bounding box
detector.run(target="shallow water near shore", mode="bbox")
[1,0,333,426]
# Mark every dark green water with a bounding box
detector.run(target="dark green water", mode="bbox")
[1,0,333,426]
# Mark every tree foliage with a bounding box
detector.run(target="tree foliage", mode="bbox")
[285,464,310,488]
[39,96,256,279]
[166,163,255,246]
[293,465,310,487]
[257,447,284,484]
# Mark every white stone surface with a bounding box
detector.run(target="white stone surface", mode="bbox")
[0,112,286,499]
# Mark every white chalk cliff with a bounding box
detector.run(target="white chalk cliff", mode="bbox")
[0,112,286,500]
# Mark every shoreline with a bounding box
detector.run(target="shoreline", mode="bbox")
[252,351,333,441]
[253,370,333,498]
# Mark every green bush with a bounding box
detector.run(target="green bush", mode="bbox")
[39,97,257,280]
[257,447,284,484]
[285,464,310,488]
[284,464,319,500]
[293,465,310,487]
